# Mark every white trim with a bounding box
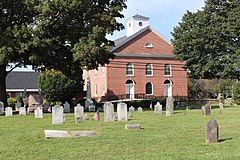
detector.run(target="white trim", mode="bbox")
[164,64,172,77]
[145,64,153,76]
[126,63,134,76]
[6,89,39,92]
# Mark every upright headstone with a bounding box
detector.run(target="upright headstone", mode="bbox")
[129,106,135,113]
[0,101,4,115]
[15,102,22,111]
[166,110,171,117]
[137,107,142,112]
[74,104,84,119]
[154,102,162,115]
[166,97,174,114]
[104,102,114,122]
[219,102,224,109]
[85,77,95,111]
[63,101,70,113]
[202,104,211,116]
[34,107,43,118]
[19,107,26,116]
[117,103,127,121]
[206,119,218,144]
[5,107,12,116]
[52,105,64,125]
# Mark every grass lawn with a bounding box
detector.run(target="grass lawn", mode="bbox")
[0,105,240,160]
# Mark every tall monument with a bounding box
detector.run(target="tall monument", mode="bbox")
[85,76,95,111]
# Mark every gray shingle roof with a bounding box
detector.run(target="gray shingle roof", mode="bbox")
[6,71,40,89]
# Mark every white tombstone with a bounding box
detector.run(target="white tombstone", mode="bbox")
[129,106,135,113]
[154,102,162,115]
[74,104,84,119]
[63,101,70,113]
[52,105,64,125]
[137,107,142,112]
[219,102,224,109]
[5,107,13,116]
[34,107,43,118]
[117,103,127,121]
[166,110,171,117]
[0,101,4,115]
[15,102,22,111]
[19,107,26,116]
[104,102,114,122]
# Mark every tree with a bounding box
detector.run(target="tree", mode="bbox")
[38,69,81,103]
[0,0,127,106]
[171,0,240,79]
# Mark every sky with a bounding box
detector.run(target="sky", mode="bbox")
[13,0,205,71]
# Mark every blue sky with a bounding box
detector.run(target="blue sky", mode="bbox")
[108,0,205,41]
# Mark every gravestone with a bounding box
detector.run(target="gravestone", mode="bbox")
[154,102,162,115]
[104,102,114,122]
[15,102,22,111]
[128,113,133,119]
[202,104,211,116]
[125,124,141,129]
[5,107,12,116]
[83,114,89,120]
[137,107,142,112]
[206,119,218,144]
[217,111,222,117]
[75,117,82,123]
[19,107,26,116]
[44,130,97,138]
[63,101,70,113]
[34,107,43,118]
[129,106,135,113]
[0,101,4,115]
[52,105,64,125]
[166,97,174,114]
[117,103,127,121]
[166,110,171,117]
[219,102,224,109]
[74,104,84,119]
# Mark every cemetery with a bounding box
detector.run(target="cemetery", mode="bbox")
[0,99,240,159]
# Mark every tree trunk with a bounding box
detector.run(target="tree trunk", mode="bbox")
[0,64,7,107]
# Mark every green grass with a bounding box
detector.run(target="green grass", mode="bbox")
[1,105,240,160]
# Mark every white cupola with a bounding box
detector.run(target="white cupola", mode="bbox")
[126,14,149,37]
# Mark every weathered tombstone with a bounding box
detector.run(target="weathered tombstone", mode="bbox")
[219,102,224,109]
[104,102,114,122]
[128,113,133,119]
[15,102,22,111]
[154,102,162,115]
[201,106,205,115]
[137,107,142,112]
[117,103,127,121]
[74,104,84,119]
[5,107,12,116]
[129,106,135,113]
[186,106,190,110]
[75,117,82,123]
[52,105,64,125]
[44,130,97,138]
[125,124,141,129]
[19,107,26,116]
[217,111,222,117]
[34,107,43,118]
[206,119,218,144]
[0,101,4,115]
[83,114,89,120]
[63,101,70,113]
[166,110,171,117]
[166,97,174,114]
[202,104,211,116]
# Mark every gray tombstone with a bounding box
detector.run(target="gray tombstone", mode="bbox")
[74,104,84,119]
[117,103,127,121]
[52,105,64,125]
[128,113,133,119]
[75,117,82,123]
[5,107,12,116]
[137,107,142,112]
[19,107,26,116]
[217,111,222,117]
[166,110,171,117]
[83,114,89,120]
[206,119,218,144]
[129,106,135,113]
[202,104,211,116]
[104,102,114,122]
[166,97,174,114]
[34,107,43,118]
[15,102,22,111]
[0,101,4,115]
[154,102,162,115]
[63,101,70,113]
[125,124,141,129]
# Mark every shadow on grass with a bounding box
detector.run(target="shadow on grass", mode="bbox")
[218,138,233,142]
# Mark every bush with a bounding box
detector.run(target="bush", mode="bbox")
[7,98,16,107]
[233,82,240,104]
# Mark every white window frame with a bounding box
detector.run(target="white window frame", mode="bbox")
[145,64,153,76]
[164,64,171,77]
[126,63,134,76]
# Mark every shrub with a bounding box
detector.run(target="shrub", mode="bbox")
[7,98,16,107]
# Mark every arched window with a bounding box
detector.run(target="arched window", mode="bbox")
[164,64,171,76]
[126,63,134,76]
[145,64,153,76]
[146,82,153,95]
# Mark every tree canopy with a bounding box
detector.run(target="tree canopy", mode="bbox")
[171,0,240,79]
[0,0,127,106]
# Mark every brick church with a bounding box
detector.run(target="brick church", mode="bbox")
[83,14,188,102]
